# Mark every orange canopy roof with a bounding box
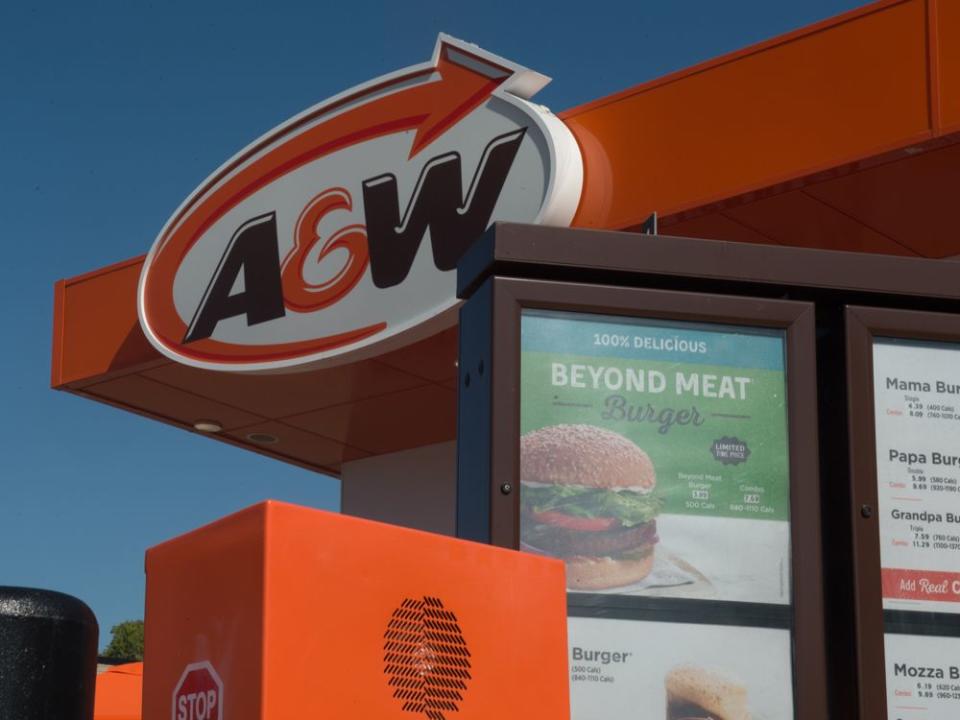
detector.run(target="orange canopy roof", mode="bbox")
[52,0,960,472]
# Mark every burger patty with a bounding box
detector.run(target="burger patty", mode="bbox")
[523,519,658,557]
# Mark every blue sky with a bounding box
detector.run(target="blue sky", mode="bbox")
[1,0,865,649]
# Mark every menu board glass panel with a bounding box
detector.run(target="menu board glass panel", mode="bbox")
[568,616,795,720]
[873,339,960,613]
[519,309,791,604]
[885,633,960,720]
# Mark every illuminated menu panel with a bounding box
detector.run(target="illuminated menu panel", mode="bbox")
[873,338,960,720]
[568,616,794,720]
[873,340,960,613]
[885,634,960,719]
[519,310,791,604]
[519,309,796,720]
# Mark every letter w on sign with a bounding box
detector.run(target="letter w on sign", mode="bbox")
[363,129,525,288]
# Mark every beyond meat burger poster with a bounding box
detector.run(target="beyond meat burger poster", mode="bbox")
[520,309,791,604]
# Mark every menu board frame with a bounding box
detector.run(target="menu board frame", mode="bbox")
[458,275,828,718]
[846,305,960,720]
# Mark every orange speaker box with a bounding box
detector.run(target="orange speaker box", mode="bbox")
[143,501,569,720]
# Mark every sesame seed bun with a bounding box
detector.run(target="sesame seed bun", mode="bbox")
[520,424,656,492]
[665,665,750,720]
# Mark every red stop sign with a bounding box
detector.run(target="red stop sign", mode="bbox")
[172,661,223,720]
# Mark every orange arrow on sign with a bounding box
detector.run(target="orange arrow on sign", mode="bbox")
[143,39,523,363]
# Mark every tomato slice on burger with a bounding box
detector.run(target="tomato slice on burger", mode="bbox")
[530,511,619,531]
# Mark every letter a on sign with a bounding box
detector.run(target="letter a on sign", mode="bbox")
[138,34,583,373]
[172,661,223,720]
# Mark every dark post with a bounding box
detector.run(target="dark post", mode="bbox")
[0,587,98,719]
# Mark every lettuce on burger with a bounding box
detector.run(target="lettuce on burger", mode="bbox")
[520,424,661,590]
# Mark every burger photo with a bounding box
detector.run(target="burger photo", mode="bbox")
[664,665,750,720]
[520,423,661,590]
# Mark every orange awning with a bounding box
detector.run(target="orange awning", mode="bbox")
[52,0,960,471]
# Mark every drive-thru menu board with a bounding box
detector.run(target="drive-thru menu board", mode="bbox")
[520,309,796,719]
[873,339,960,613]
[873,338,960,720]
[520,310,791,604]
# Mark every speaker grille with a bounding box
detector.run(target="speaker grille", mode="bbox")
[384,596,472,719]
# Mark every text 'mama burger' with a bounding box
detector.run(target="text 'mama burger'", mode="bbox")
[520,424,661,590]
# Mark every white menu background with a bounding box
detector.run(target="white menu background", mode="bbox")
[886,633,960,720]
[568,616,794,720]
[873,340,960,613]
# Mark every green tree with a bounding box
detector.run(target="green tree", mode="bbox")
[101,620,144,661]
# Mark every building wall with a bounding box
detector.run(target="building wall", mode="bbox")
[339,441,456,536]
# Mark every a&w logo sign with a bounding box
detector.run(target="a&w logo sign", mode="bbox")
[138,34,582,372]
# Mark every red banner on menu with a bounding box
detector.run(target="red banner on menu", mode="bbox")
[882,568,960,604]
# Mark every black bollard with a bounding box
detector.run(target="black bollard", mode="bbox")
[0,587,98,720]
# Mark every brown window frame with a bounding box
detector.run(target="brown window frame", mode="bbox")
[845,305,960,720]
[458,275,829,719]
